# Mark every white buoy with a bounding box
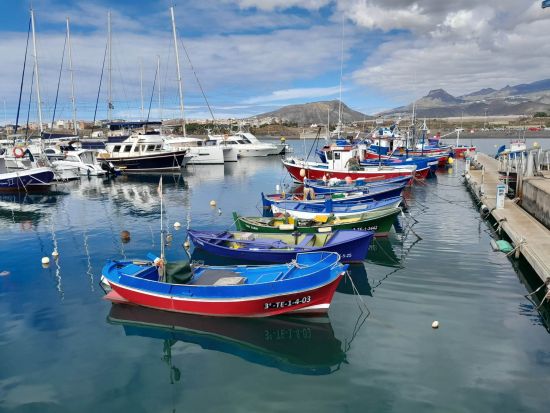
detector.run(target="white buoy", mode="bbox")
[183,240,190,249]
[41,256,50,265]
[299,169,306,177]
[432,320,440,329]
[210,200,216,207]
[153,257,162,266]
[166,234,173,243]
[174,221,181,229]
[52,250,59,258]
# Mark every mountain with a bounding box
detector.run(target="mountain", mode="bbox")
[251,100,369,125]
[380,78,550,117]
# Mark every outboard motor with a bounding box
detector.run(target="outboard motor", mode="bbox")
[101,160,117,175]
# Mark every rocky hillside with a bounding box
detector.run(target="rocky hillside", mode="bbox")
[380,79,550,117]
[251,100,369,125]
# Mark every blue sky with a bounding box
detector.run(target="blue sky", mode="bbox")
[1,0,549,123]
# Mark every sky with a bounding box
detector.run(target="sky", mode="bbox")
[1,0,549,123]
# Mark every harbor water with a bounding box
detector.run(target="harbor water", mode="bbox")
[1,139,550,412]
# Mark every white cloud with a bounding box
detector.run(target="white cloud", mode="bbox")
[244,85,343,104]
[347,0,550,105]
[234,0,331,11]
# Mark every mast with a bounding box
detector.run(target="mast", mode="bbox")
[108,10,112,122]
[66,17,78,136]
[157,55,162,121]
[170,6,186,136]
[337,15,344,139]
[158,176,165,281]
[30,8,43,133]
[139,58,144,120]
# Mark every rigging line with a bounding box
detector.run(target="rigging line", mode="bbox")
[145,61,158,124]
[51,31,67,129]
[15,17,32,137]
[178,37,216,122]
[25,66,35,142]
[91,40,109,137]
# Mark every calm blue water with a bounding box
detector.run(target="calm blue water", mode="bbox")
[1,139,550,412]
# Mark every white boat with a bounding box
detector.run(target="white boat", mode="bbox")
[208,133,279,158]
[163,136,225,165]
[52,149,109,176]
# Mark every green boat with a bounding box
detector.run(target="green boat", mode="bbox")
[232,207,401,237]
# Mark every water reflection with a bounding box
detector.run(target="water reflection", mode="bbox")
[366,237,401,268]
[108,304,346,376]
[337,264,372,296]
[0,191,66,226]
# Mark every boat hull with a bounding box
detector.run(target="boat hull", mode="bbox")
[283,159,414,183]
[104,150,191,173]
[0,167,55,192]
[189,230,374,264]
[106,274,343,317]
[233,208,400,237]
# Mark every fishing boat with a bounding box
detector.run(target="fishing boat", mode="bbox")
[102,251,347,317]
[232,207,401,236]
[283,142,418,182]
[108,304,345,375]
[303,176,411,194]
[0,157,55,192]
[188,229,374,263]
[261,180,406,212]
[269,196,402,220]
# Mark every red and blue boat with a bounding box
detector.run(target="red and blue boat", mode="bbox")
[102,251,347,317]
[188,229,374,264]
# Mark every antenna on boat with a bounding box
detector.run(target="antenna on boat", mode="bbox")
[170,5,186,137]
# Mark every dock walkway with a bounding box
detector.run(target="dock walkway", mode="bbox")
[464,153,550,284]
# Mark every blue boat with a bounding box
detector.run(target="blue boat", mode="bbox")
[304,175,410,194]
[0,159,55,192]
[188,229,374,263]
[261,180,406,214]
[543,0,550,9]
[102,251,348,317]
[270,196,402,220]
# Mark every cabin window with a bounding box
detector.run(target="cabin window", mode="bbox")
[237,140,247,144]
[133,146,140,152]
[124,146,132,153]
[326,151,333,160]
[146,145,155,151]
[334,152,341,160]
[113,146,121,153]
[155,145,161,150]
[241,137,251,144]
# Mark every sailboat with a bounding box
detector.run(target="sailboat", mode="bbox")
[96,11,192,173]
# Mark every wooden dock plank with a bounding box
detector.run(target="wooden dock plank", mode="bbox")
[466,153,550,283]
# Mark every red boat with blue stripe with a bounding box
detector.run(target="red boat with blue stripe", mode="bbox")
[102,251,347,317]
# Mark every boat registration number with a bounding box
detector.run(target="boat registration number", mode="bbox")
[264,296,311,310]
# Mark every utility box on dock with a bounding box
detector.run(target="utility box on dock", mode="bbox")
[496,184,506,209]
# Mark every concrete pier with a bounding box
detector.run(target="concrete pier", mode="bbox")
[464,153,550,284]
